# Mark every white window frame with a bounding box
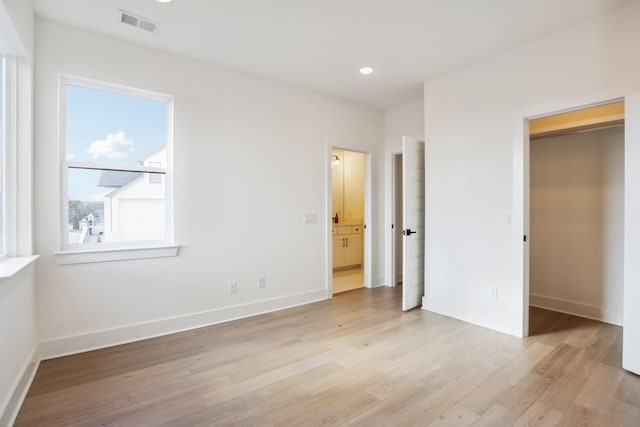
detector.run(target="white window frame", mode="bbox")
[55,75,177,264]
[0,54,6,262]
[0,53,39,279]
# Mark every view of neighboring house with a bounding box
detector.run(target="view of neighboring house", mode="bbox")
[102,148,166,243]
[74,210,104,244]
[71,148,166,245]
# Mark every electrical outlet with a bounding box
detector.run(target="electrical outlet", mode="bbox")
[490,287,498,299]
[229,281,237,294]
[257,276,266,288]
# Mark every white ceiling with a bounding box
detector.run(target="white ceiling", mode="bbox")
[31,0,635,110]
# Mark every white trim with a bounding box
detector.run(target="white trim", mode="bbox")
[0,55,6,257]
[59,75,175,253]
[61,74,172,102]
[512,114,528,338]
[0,345,39,427]
[325,143,373,295]
[530,293,623,326]
[5,54,17,256]
[54,244,178,265]
[390,151,402,288]
[623,92,640,374]
[39,288,327,359]
[0,255,37,279]
[325,143,333,297]
[363,151,372,289]
[422,296,516,336]
[0,54,34,258]
[373,275,386,287]
[513,93,625,338]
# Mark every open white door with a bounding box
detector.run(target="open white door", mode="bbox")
[402,137,425,311]
[624,93,640,374]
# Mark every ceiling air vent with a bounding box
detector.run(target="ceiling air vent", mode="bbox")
[119,10,158,33]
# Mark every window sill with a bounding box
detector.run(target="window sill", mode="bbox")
[53,245,179,265]
[0,255,40,280]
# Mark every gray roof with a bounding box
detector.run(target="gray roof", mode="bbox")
[98,170,142,188]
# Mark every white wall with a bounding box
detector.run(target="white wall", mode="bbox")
[0,1,37,424]
[34,18,384,357]
[0,267,38,426]
[343,150,365,221]
[530,127,624,325]
[0,0,33,56]
[422,1,640,335]
[383,100,424,286]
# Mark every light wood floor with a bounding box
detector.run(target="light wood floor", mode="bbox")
[15,287,640,426]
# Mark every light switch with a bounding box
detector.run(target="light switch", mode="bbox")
[502,211,511,226]
[304,213,317,224]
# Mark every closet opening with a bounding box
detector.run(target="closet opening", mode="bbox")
[528,101,625,330]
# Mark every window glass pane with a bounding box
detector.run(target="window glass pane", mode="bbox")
[67,168,165,245]
[66,84,167,166]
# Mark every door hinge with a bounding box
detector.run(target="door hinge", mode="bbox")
[524,235,527,242]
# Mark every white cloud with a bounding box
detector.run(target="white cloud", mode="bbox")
[68,153,76,160]
[87,131,134,160]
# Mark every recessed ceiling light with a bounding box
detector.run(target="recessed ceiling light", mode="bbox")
[359,66,375,75]
[156,0,173,3]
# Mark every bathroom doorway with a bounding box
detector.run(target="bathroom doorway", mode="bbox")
[331,149,365,294]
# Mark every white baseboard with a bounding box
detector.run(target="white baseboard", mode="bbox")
[372,275,386,288]
[0,346,39,427]
[39,288,327,360]
[422,296,517,336]
[529,293,623,326]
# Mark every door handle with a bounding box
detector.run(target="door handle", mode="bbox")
[346,238,349,247]
[402,229,417,236]
[342,238,346,247]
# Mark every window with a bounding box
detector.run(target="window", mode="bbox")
[62,77,173,253]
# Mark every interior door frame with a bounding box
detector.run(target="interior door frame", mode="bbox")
[390,151,402,288]
[325,143,373,297]
[513,94,624,338]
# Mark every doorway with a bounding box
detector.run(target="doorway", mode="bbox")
[526,101,625,330]
[392,153,403,288]
[331,149,366,295]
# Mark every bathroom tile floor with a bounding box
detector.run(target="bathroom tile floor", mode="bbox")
[333,267,364,294]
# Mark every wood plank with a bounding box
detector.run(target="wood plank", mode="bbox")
[555,404,599,427]
[470,404,519,427]
[12,288,640,426]
[512,401,563,427]
[614,373,640,408]
[574,362,625,412]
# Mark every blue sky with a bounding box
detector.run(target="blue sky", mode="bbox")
[67,84,167,201]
